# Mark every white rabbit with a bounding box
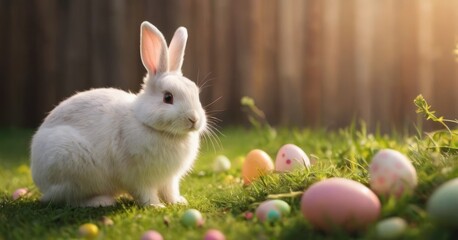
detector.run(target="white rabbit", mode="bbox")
[30,22,207,207]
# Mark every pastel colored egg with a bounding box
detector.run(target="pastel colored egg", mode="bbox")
[242,149,274,184]
[78,223,99,239]
[141,230,163,240]
[427,178,458,228]
[12,188,28,200]
[369,149,417,197]
[181,209,204,227]
[204,229,226,240]
[255,199,290,222]
[266,209,281,223]
[301,178,381,232]
[244,212,254,220]
[275,144,310,172]
[375,217,407,239]
[99,216,114,226]
[213,155,231,173]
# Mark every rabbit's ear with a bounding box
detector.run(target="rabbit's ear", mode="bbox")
[168,27,188,74]
[140,22,168,75]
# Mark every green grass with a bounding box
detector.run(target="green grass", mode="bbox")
[0,125,457,240]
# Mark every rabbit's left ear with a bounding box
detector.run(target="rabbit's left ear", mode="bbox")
[140,22,168,75]
[168,27,188,74]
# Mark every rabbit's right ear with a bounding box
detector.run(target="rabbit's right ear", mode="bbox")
[140,22,168,75]
[168,27,188,74]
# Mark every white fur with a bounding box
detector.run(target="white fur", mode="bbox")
[30,22,206,207]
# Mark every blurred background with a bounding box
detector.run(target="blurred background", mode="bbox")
[0,0,457,132]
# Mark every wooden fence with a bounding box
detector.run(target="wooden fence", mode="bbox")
[1,0,457,131]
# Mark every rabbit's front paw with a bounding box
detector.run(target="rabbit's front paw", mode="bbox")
[174,196,188,205]
[149,203,166,208]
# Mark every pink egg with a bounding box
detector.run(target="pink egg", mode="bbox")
[275,144,310,172]
[301,178,381,232]
[244,212,254,220]
[204,229,225,240]
[12,188,28,200]
[141,230,163,240]
[369,149,417,197]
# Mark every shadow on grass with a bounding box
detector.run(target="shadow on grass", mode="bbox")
[0,197,136,239]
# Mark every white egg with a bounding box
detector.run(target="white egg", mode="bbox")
[275,144,310,172]
[369,149,417,197]
[213,155,231,173]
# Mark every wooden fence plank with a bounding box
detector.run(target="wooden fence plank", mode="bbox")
[30,0,59,126]
[418,0,434,102]
[211,0,236,123]
[303,0,324,128]
[58,0,91,99]
[337,0,356,128]
[432,0,457,119]
[322,0,340,128]
[0,0,9,125]
[399,0,419,129]
[232,0,252,124]
[259,0,280,125]
[355,0,375,127]
[278,0,305,125]
[7,0,32,126]
[371,0,399,132]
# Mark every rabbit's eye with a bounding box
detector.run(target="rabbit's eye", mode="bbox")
[163,92,174,104]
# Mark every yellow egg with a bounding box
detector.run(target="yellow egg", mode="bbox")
[242,149,274,184]
[78,223,99,239]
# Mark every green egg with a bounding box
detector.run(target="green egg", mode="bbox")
[375,217,407,239]
[427,178,458,228]
[181,209,203,227]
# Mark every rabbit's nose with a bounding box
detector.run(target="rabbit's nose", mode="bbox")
[188,117,197,124]
[187,111,199,127]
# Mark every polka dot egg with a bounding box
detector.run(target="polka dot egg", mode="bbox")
[275,144,310,172]
[369,149,417,197]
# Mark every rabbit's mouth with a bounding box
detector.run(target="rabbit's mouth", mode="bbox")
[141,120,200,136]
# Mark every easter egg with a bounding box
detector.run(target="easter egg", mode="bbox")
[242,149,274,184]
[275,144,310,172]
[255,199,290,222]
[244,212,254,220]
[369,149,417,197]
[266,209,281,223]
[427,178,458,228]
[301,178,381,232]
[181,209,204,227]
[213,155,231,173]
[99,216,114,226]
[78,223,99,239]
[12,188,28,200]
[141,230,163,240]
[204,229,226,240]
[375,217,407,239]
